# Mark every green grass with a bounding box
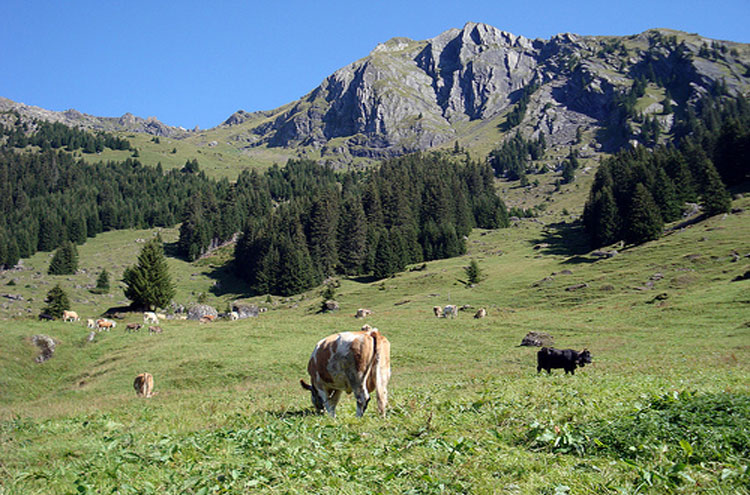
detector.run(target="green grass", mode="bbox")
[0,195,748,493]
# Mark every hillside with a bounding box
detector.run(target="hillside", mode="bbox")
[1,192,748,493]
[3,24,750,176]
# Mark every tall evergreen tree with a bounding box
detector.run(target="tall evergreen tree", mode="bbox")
[623,183,663,245]
[94,269,110,293]
[701,160,732,216]
[42,284,70,319]
[48,241,78,275]
[338,196,368,275]
[122,237,175,310]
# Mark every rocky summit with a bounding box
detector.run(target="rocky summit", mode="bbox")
[219,22,750,162]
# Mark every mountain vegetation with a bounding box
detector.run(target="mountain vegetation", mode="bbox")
[584,93,749,247]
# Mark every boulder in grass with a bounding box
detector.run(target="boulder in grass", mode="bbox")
[520,331,553,347]
[232,303,259,319]
[32,334,57,363]
[187,304,218,321]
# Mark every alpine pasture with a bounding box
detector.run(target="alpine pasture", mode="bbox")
[1,198,748,494]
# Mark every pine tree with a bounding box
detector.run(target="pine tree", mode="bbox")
[623,183,663,245]
[42,284,70,319]
[93,269,110,293]
[464,259,483,285]
[48,241,78,275]
[701,160,732,216]
[372,230,397,280]
[123,237,175,310]
[338,196,368,275]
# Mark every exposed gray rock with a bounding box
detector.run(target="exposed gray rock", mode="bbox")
[520,331,553,347]
[232,303,259,319]
[31,334,57,363]
[187,304,218,321]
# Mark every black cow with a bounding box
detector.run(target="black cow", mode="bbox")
[537,347,592,375]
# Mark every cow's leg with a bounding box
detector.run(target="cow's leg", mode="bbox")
[316,388,336,418]
[328,389,343,411]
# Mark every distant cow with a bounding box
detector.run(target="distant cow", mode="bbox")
[300,324,391,418]
[143,312,159,324]
[126,323,142,333]
[355,308,373,318]
[537,347,592,375]
[62,310,79,322]
[133,372,154,398]
[229,311,239,321]
[86,318,97,329]
[199,314,216,324]
[474,308,487,319]
[433,306,442,318]
[443,305,458,318]
[96,318,116,332]
[148,325,163,334]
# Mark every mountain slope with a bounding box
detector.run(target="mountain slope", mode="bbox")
[216,23,750,163]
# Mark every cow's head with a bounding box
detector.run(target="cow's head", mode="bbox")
[577,349,592,367]
[300,379,325,412]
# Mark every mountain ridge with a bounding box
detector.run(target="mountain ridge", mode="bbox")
[3,23,749,166]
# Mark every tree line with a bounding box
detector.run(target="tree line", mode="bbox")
[1,114,131,153]
[0,150,219,268]
[583,94,748,248]
[233,153,508,296]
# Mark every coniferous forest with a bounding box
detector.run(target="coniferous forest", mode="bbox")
[583,93,749,248]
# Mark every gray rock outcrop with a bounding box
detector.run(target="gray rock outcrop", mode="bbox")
[31,334,57,363]
[187,304,218,321]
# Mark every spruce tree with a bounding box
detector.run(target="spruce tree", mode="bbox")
[93,269,110,294]
[338,196,368,275]
[623,183,663,245]
[373,230,397,280]
[48,241,78,275]
[465,259,484,285]
[42,284,70,319]
[123,237,175,310]
[701,160,732,216]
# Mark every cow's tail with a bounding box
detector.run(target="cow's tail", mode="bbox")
[368,328,391,417]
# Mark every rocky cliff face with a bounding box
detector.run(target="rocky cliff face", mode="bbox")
[221,23,750,161]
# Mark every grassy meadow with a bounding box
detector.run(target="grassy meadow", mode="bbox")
[0,194,748,493]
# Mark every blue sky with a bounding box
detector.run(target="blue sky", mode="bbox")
[2,0,748,129]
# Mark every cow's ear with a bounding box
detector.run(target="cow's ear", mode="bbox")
[300,379,313,391]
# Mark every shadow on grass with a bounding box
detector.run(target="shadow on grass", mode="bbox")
[528,221,595,264]
[266,408,318,419]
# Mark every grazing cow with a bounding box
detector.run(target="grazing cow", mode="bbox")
[126,323,142,333]
[148,325,163,334]
[433,306,442,318]
[474,308,487,319]
[537,347,592,375]
[443,305,458,318]
[96,318,116,332]
[143,312,159,324]
[355,308,372,318]
[300,324,391,418]
[86,318,97,329]
[198,314,216,324]
[229,311,239,321]
[133,372,154,398]
[62,310,79,322]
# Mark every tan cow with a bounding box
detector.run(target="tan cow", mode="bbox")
[96,318,116,332]
[133,372,154,398]
[474,308,487,319]
[148,325,163,334]
[300,324,391,418]
[86,318,97,329]
[433,306,442,318]
[62,310,79,322]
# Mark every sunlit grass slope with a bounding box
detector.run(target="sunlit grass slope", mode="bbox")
[0,196,748,494]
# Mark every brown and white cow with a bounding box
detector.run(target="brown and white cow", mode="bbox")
[354,308,372,319]
[133,372,154,397]
[474,308,487,319]
[300,324,391,418]
[96,318,116,332]
[148,325,163,334]
[62,310,79,322]
[126,323,142,333]
[433,306,442,318]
